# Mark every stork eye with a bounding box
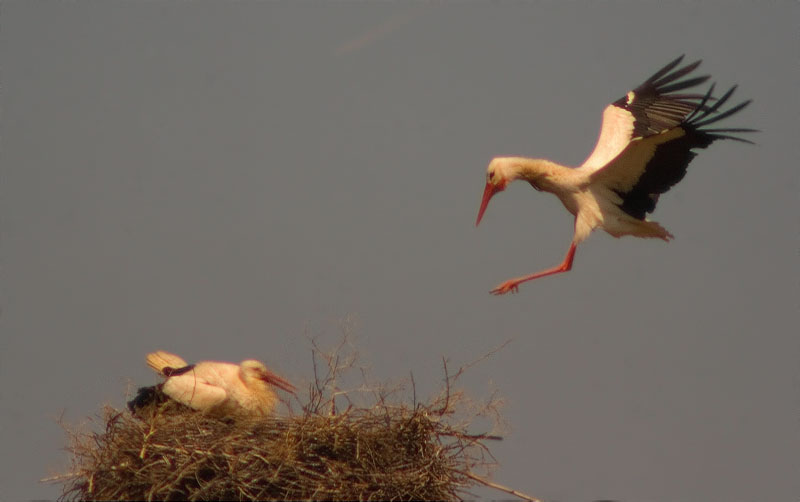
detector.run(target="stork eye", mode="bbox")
[488,171,495,180]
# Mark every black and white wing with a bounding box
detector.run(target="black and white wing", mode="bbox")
[580,55,755,219]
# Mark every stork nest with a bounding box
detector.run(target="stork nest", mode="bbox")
[52,336,534,501]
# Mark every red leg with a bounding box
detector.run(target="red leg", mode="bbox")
[490,242,577,295]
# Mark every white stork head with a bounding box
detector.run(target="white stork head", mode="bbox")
[476,157,520,226]
[239,359,297,395]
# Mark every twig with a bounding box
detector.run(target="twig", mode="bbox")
[437,356,450,415]
[464,471,541,502]
[410,370,416,409]
[139,420,157,459]
[438,431,503,441]
[448,338,512,383]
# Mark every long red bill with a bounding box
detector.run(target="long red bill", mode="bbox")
[475,182,498,226]
[262,371,297,394]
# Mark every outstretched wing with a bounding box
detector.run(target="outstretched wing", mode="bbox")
[581,56,755,219]
[580,55,710,171]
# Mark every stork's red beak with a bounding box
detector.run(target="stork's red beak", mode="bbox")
[260,370,297,394]
[476,182,500,226]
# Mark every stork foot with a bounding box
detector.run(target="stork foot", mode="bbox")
[490,279,521,295]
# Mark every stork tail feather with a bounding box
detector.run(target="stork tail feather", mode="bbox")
[146,351,189,375]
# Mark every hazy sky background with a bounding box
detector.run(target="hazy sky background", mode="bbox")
[2,2,797,501]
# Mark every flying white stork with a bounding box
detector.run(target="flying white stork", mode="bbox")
[475,55,754,295]
[145,350,297,417]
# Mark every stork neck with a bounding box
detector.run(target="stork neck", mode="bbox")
[506,157,563,184]
[240,368,259,388]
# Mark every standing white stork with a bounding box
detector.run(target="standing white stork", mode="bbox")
[145,350,296,417]
[475,55,754,295]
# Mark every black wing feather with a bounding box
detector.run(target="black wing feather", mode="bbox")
[642,54,686,85]
[650,59,702,87]
[612,59,755,220]
[612,57,715,138]
[162,364,196,377]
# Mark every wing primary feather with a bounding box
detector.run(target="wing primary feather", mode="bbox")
[644,54,686,84]
[694,99,752,128]
[687,85,753,138]
[668,93,714,101]
[657,75,711,95]
[685,83,717,122]
[651,59,703,87]
[703,127,760,133]
[707,134,756,144]
[700,85,737,116]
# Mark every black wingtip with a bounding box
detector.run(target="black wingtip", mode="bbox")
[685,83,717,122]
[693,96,752,128]
[645,55,686,84]
[652,59,704,88]
[658,75,711,95]
[162,364,196,377]
[706,85,738,114]
[688,86,756,142]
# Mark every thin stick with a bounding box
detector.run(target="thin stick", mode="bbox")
[464,471,541,502]
[449,338,513,382]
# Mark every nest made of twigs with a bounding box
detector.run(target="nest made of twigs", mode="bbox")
[52,335,536,501]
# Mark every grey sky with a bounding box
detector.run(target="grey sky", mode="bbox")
[1,2,797,501]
